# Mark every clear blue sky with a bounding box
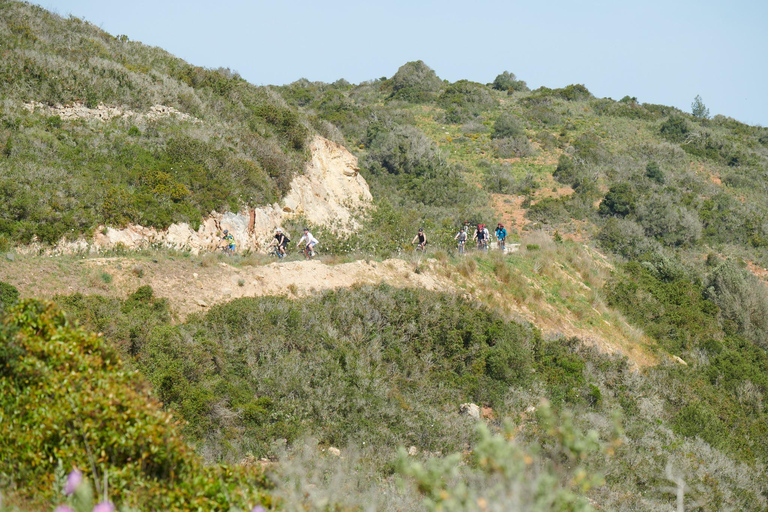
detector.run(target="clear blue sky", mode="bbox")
[33,0,768,126]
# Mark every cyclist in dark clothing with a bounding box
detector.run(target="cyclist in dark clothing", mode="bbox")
[473,224,487,250]
[412,228,427,252]
[273,228,290,257]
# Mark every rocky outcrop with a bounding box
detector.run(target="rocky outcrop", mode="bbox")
[23,101,199,123]
[60,136,371,255]
[459,403,481,419]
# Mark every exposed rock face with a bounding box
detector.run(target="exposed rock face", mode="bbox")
[79,136,371,254]
[23,101,199,123]
[459,403,481,419]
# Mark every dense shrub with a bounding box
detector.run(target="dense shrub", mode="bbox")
[596,218,658,259]
[598,183,637,217]
[491,113,525,139]
[531,84,592,102]
[0,300,267,509]
[636,196,702,247]
[527,197,571,224]
[491,71,529,92]
[705,260,768,346]
[482,165,537,195]
[0,281,19,312]
[438,80,497,113]
[493,136,535,158]
[645,161,665,183]
[572,131,608,164]
[659,115,691,143]
[63,285,537,461]
[553,154,576,184]
[596,97,663,121]
[607,262,720,354]
[389,60,443,103]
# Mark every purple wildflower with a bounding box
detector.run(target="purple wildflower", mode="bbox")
[54,507,75,512]
[251,507,266,512]
[64,469,83,495]
[92,502,116,512]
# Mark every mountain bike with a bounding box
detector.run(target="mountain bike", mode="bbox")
[498,238,506,252]
[302,244,315,259]
[457,240,466,255]
[269,244,286,259]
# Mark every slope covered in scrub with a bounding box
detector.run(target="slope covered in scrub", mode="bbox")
[50,283,768,510]
[0,0,311,246]
[0,297,269,510]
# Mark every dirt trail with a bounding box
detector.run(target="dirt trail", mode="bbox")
[3,256,453,319]
[1,252,658,366]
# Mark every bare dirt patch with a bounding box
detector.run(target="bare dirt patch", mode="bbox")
[746,260,768,282]
[491,194,528,235]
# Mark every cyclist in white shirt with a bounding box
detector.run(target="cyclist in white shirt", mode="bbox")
[297,228,319,259]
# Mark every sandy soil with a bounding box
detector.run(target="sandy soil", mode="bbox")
[1,255,453,319]
[0,252,657,367]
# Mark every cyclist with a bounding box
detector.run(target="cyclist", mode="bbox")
[412,228,427,252]
[495,223,507,251]
[454,227,468,254]
[271,228,290,258]
[221,229,236,254]
[483,225,491,249]
[297,228,319,259]
[473,224,486,250]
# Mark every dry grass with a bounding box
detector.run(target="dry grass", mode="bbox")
[457,258,477,277]
[200,252,220,268]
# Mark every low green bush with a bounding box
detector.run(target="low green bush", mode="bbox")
[0,300,268,509]
[0,281,19,312]
[491,113,525,139]
[438,80,497,113]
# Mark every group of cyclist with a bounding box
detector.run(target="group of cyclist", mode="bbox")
[221,227,320,259]
[221,221,507,259]
[451,222,507,254]
[411,222,507,254]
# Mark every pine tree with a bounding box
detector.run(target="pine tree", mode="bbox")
[691,94,710,119]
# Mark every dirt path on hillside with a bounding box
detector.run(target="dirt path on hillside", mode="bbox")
[1,253,658,367]
[1,256,454,319]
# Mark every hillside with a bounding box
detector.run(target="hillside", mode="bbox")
[2,1,768,510]
[276,61,768,266]
[0,0,311,246]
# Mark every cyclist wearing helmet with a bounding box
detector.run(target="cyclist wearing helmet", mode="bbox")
[495,223,507,251]
[412,228,428,252]
[473,224,486,250]
[272,228,290,257]
[454,227,468,254]
[222,229,235,254]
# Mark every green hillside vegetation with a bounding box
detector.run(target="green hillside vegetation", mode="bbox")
[48,282,767,509]
[276,61,768,268]
[0,0,310,246]
[0,295,270,510]
[3,1,768,509]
